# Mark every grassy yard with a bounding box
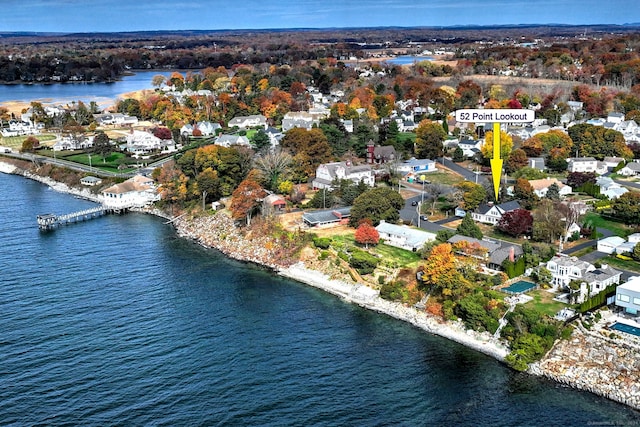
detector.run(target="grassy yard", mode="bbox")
[62,151,135,172]
[600,255,640,274]
[330,233,422,268]
[583,212,630,237]
[524,289,569,317]
[1,134,56,150]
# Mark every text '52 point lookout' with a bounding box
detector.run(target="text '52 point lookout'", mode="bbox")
[455,109,535,123]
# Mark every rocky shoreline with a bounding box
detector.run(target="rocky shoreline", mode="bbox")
[2,158,639,412]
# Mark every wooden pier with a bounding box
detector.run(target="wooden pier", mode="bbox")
[37,206,108,230]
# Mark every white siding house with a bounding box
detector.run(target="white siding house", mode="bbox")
[375,220,436,251]
[312,162,375,190]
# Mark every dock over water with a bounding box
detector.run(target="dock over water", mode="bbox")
[37,206,108,230]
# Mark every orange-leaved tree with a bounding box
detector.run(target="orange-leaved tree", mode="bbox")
[354,221,379,249]
[420,243,471,300]
[230,178,266,226]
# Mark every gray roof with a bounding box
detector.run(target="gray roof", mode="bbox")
[583,266,621,283]
[303,207,351,225]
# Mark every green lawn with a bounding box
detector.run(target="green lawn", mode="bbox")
[524,289,569,317]
[583,212,630,237]
[330,233,422,267]
[601,255,640,274]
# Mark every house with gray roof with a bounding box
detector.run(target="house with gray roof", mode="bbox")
[215,134,250,147]
[447,235,522,271]
[619,162,640,177]
[228,114,267,130]
[471,200,521,225]
[375,220,436,251]
[302,207,351,228]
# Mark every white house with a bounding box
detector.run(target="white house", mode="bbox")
[471,200,521,225]
[215,134,250,147]
[101,175,159,210]
[53,135,94,151]
[228,114,267,129]
[619,162,640,177]
[282,111,320,132]
[312,161,375,190]
[597,236,626,254]
[375,220,436,251]
[616,276,640,315]
[545,255,593,289]
[457,139,483,158]
[125,130,174,154]
[545,255,620,301]
[528,178,572,198]
[567,157,598,173]
[596,176,628,199]
[95,113,138,127]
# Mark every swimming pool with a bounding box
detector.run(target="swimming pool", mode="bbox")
[502,281,537,294]
[610,322,640,337]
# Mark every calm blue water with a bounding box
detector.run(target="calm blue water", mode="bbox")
[385,56,434,65]
[1,172,639,426]
[611,322,640,337]
[0,71,175,105]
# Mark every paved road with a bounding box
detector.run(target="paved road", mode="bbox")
[441,156,489,185]
[1,151,172,178]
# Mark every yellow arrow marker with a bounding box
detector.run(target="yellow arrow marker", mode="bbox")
[490,122,502,201]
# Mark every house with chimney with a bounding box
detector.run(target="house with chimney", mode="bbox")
[447,235,523,271]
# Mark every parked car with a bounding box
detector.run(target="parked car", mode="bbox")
[411,200,419,206]
[420,215,428,221]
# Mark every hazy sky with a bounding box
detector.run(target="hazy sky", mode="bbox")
[1,0,638,33]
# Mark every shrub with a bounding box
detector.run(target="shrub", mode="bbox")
[380,281,406,301]
[349,250,379,275]
[312,237,331,249]
[318,250,329,260]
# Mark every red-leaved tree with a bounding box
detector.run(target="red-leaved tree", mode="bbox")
[355,222,380,248]
[497,208,533,237]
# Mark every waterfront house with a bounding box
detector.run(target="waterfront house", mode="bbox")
[447,235,522,271]
[546,255,593,289]
[80,176,102,186]
[102,175,159,210]
[616,276,640,315]
[375,220,436,251]
[302,207,351,228]
[312,161,375,190]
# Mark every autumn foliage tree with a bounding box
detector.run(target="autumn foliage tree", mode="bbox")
[230,178,266,226]
[355,221,380,248]
[420,243,471,300]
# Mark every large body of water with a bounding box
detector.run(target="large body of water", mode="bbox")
[0,70,174,106]
[1,172,639,425]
